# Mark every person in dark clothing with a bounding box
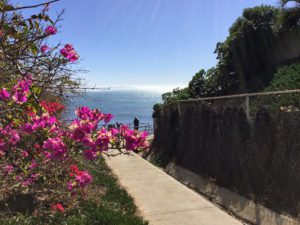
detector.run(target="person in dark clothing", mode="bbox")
[133,117,139,130]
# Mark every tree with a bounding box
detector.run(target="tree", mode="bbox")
[0,0,81,104]
[188,69,206,98]
[214,5,279,95]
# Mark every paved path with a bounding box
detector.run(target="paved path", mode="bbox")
[105,152,243,225]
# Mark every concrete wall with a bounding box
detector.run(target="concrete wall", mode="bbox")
[150,101,300,224]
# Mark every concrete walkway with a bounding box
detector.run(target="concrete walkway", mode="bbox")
[105,152,243,225]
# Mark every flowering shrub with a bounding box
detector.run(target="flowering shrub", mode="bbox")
[0,76,149,213]
[0,2,149,215]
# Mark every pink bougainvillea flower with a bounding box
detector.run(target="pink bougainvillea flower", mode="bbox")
[22,179,32,187]
[30,114,57,131]
[40,45,49,53]
[0,88,10,100]
[21,123,34,134]
[74,107,104,123]
[10,130,20,145]
[45,26,57,35]
[140,131,148,139]
[103,113,113,123]
[21,150,29,158]
[0,126,20,145]
[75,170,92,187]
[12,92,27,104]
[119,125,130,136]
[71,127,86,141]
[81,135,95,147]
[68,52,80,62]
[83,149,97,160]
[123,130,149,151]
[70,164,79,174]
[12,78,32,104]
[125,135,138,151]
[67,181,75,191]
[51,203,65,213]
[94,128,110,151]
[60,48,69,58]
[4,165,14,174]
[110,128,119,136]
[0,139,6,151]
[21,173,39,187]
[43,137,68,160]
[75,107,91,120]
[60,44,79,62]
[28,159,37,170]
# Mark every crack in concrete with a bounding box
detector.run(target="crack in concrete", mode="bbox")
[144,206,215,216]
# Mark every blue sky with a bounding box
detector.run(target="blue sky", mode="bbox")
[18,0,279,91]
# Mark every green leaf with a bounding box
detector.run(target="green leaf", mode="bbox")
[34,21,40,32]
[32,86,42,95]
[30,44,38,55]
[3,4,14,11]
[28,18,34,30]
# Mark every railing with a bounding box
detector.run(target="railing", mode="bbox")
[61,120,154,134]
[164,89,300,121]
[127,123,154,135]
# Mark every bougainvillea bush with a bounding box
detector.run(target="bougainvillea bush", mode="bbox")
[0,1,149,216]
[0,76,148,214]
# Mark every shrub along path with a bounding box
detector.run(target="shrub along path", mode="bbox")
[105,151,243,225]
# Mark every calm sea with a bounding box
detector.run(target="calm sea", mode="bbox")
[64,89,163,125]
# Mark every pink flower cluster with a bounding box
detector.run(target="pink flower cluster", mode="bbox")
[0,77,149,203]
[68,165,92,193]
[0,125,20,152]
[40,45,49,53]
[43,137,68,160]
[123,128,149,151]
[21,173,39,187]
[69,107,117,159]
[69,109,148,160]
[51,203,65,213]
[0,76,34,104]
[21,114,57,134]
[0,88,10,100]
[45,26,57,35]
[4,165,14,174]
[60,44,79,62]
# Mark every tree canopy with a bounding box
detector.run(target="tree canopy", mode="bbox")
[161,3,300,104]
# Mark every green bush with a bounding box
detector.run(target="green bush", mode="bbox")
[250,62,300,115]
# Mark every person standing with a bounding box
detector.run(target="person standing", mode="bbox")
[134,117,139,130]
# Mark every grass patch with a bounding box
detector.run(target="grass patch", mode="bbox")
[0,158,148,225]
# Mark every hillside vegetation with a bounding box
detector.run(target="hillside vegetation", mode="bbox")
[161,2,300,104]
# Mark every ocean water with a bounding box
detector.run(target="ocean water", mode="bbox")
[64,89,162,125]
